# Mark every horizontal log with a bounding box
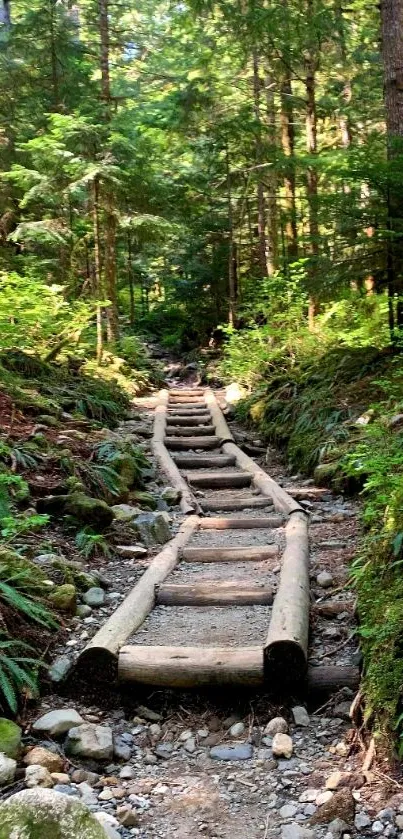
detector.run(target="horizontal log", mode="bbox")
[201,496,274,511]
[169,389,205,396]
[173,454,237,468]
[186,471,252,489]
[199,515,285,529]
[181,544,279,562]
[166,425,216,436]
[155,581,274,606]
[307,665,360,692]
[166,415,212,426]
[167,407,210,415]
[169,397,207,405]
[165,436,220,449]
[118,645,264,687]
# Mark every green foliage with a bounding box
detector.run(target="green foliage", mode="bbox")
[0,562,57,628]
[75,527,112,560]
[0,636,42,714]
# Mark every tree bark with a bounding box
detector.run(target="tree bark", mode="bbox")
[225,145,237,325]
[265,70,279,274]
[280,73,298,261]
[305,3,320,329]
[92,176,103,363]
[127,232,135,327]
[380,0,403,338]
[253,52,269,278]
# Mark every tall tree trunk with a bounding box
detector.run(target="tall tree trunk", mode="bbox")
[305,6,320,330]
[92,176,104,363]
[49,0,59,110]
[225,145,236,325]
[99,0,119,342]
[381,0,403,339]
[265,70,279,275]
[280,73,298,262]
[253,51,268,279]
[1,0,11,26]
[127,232,135,328]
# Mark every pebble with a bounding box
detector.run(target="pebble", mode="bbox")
[53,783,79,796]
[209,744,253,761]
[292,707,310,727]
[281,825,315,839]
[136,706,162,722]
[25,765,54,788]
[0,753,16,785]
[183,737,196,753]
[24,747,64,773]
[280,804,298,819]
[265,717,288,736]
[229,722,245,737]
[149,724,161,738]
[372,821,384,834]
[317,571,334,588]
[179,729,193,742]
[144,752,158,765]
[272,733,293,759]
[119,765,136,780]
[155,744,173,760]
[83,587,105,607]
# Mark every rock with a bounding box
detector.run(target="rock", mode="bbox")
[132,511,171,546]
[83,587,105,607]
[179,729,193,741]
[113,735,131,761]
[209,744,253,761]
[316,571,334,588]
[160,486,181,504]
[66,724,113,760]
[77,604,92,618]
[281,826,316,839]
[150,723,161,738]
[155,744,173,760]
[38,493,114,529]
[71,770,99,785]
[144,752,158,765]
[24,747,64,773]
[272,733,293,759]
[135,705,162,722]
[0,718,21,758]
[48,583,77,612]
[0,753,16,784]
[119,765,135,780]
[115,544,147,558]
[49,655,73,683]
[327,818,350,838]
[313,462,340,486]
[116,804,138,827]
[326,771,343,791]
[280,804,298,818]
[0,788,112,839]
[51,773,70,784]
[333,701,351,720]
[265,717,288,736]
[310,789,355,826]
[53,784,78,796]
[183,737,196,753]
[292,706,310,727]
[316,792,333,807]
[371,822,384,834]
[25,765,54,788]
[35,553,64,565]
[388,413,403,429]
[33,709,84,738]
[229,722,245,737]
[111,504,141,522]
[93,811,120,839]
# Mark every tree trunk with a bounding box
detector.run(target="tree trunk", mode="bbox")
[305,7,320,329]
[127,232,135,327]
[49,0,59,110]
[265,70,279,275]
[1,0,11,26]
[92,176,103,364]
[253,52,268,279]
[225,145,236,325]
[381,0,403,338]
[280,73,298,261]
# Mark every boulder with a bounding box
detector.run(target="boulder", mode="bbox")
[65,724,113,760]
[0,718,21,758]
[48,584,77,612]
[265,717,288,736]
[24,746,64,773]
[32,709,84,738]
[25,764,54,788]
[111,504,141,522]
[0,753,16,785]
[310,789,355,826]
[132,511,171,546]
[83,587,105,608]
[0,788,112,839]
[38,493,114,529]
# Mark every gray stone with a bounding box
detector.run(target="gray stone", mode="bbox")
[0,753,16,785]
[115,544,147,558]
[292,706,310,727]
[25,765,54,788]
[0,718,21,758]
[160,487,181,504]
[113,736,131,761]
[35,553,64,565]
[281,825,316,839]
[53,784,79,797]
[49,655,73,683]
[77,604,92,618]
[133,511,171,546]
[209,744,253,761]
[183,737,196,753]
[66,724,113,760]
[229,722,245,737]
[83,587,105,608]
[33,709,84,738]
[0,788,111,839]
[354,812,371,830]
[135,705,162,722]
[155,744,173,760]
[377,808,395,823]
[372,821,385,834]
[280,804,298,819]
[327,818,349,837]
[119,765,136,780]
[265,717,288,736]
[317,571,334,588]
[144,752,158,765]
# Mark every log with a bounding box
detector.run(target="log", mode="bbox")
[165,436,220,449]
[282,487,332,501]
[173,454,237,468]
[167,407,210,415]
[166,425,216,436]
[169,389,205,396]
[118,645,264,687]
[186,471,252,489]
[152,390,199,515]
[201,496,273,512]
[264,511,310,685]
[222,442,303,515]
[307,665,360,692]
[181,544,279,562]
[166,415,212,426]
[199,515,285,529]
[204,388,234,444]
[76,516,199,677]
[155,581,274,606]
[169,397,207,405]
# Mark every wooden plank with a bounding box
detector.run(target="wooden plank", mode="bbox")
[169,389,205,396]
[173,454,237,468]
[152,390,200,515]
[118,645,264,687]
[222,442,303,515]
[181,544,279,562]
[199,515,285,529]
[201,496,273,511]
[165,436,220,450]
[187,471,251,489]
[156,581,273,606]
[264,511,310,686]
[167,407,210,415]
[75,516,200,676]
[166,415,212,426]
[166,425,216,436]
[169,397,207,405]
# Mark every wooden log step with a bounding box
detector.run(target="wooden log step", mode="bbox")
[199,515,285,529]
[169,389,205,395]
[155,581,274,606]
[187,471,251,489]
[181,545,279,562]
[166,425,216,437]
[165,436,220,450]
[118,645,264,687]
[201,496,273,511]
[169,397,207,405]
[173,454,236,468]
[167,407,210,415]
[166,415,211,426]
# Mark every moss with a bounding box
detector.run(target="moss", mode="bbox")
[0,788,112,839]
[65,492,115,528]
[48,584,77,613]
[0,718,21,758]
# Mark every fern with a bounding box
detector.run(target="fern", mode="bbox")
[0,571,58,628]
[0,635,42,713]
[75,527,111,559]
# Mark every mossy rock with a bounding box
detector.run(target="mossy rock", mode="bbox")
[0,788,111,839]
[131,490,158,510]
[313,462,341,487]
[111,452,138,488]
[36,414,61,428]
[48,584,77,613]
[0,549,48,590]
[37,493,114,529]
[0,718,22,759]
[249,398,267,423]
